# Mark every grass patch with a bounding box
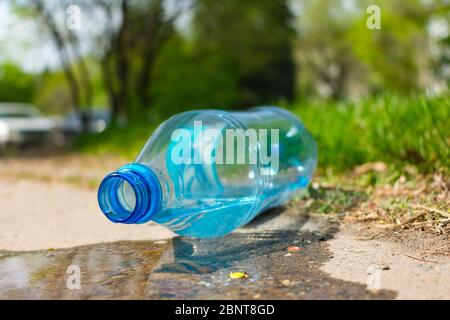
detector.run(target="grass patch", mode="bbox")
[305,186,368,215]
[75,120,157,159]
[293,95,449,173]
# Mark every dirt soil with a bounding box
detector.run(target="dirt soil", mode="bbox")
[0,154,449,299]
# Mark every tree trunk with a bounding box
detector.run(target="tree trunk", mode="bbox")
[34,1,82,114]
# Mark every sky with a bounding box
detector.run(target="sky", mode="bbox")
[0,1,60,72]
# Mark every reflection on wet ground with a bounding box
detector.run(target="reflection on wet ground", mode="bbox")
[0,208,396,299]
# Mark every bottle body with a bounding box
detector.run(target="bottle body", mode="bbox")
[98,107,317,238]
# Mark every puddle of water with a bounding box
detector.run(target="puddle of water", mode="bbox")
[0,241,168,299]
[0,210,396,299]
[147,231,395,299]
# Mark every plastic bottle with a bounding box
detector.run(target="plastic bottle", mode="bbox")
[98,107,317,238]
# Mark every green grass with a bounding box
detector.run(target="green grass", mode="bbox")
[76,95,449,173]
[75,120,156,159]
[293,95,449,173]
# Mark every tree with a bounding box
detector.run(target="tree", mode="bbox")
[13,0,186,124]
[95,0,180,122]
[13,0,94,129]
[295,0,445,99]
[193,0,296,108]
[347,0,437,95]
[296,0,360,100]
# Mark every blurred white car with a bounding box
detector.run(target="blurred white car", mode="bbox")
[0,103,56,148]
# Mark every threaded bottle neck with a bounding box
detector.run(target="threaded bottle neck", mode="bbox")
[97,163,162,224]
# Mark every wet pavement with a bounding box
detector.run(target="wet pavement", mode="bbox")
[0,208,396,299]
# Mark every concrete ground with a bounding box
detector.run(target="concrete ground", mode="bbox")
[0,154,174,251]
[0,154,449,299]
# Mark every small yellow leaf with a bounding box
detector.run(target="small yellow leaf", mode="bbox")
[229,272,248,279]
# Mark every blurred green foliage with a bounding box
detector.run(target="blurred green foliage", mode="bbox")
[33,71,72,115]
[149,36,239,118]
[296,0,445,99]
[0,62,35,103]
[192,0,295,107]
[6,0,449,115]
[146,0,296,116]
[3,0,450,173]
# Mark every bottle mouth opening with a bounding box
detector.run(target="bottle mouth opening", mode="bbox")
[97,164,161,224]
[98,173,137,222]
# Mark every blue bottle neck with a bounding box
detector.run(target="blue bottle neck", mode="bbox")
[97,163,162,224]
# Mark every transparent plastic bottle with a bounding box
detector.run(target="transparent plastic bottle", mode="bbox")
[98,107,317,238]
